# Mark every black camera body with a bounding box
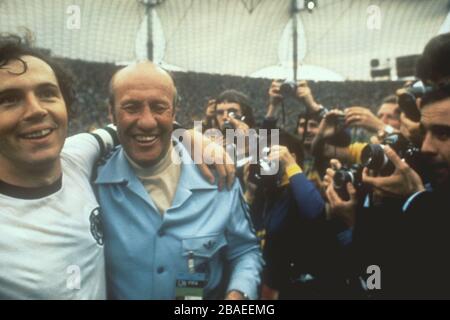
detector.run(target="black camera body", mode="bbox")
[398,81,433,122]
[333,164,363,201]
[361,133,421,176]
[223,112,245,131]
[320,111,351,147]
[335,114,346,132]
[333,134,422,201]
[247,147,283,188]
[279,80,297,98]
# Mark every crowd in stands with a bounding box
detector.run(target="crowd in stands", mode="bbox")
[64,58,401,135]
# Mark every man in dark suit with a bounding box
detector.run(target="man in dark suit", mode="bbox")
[361,32,450,298]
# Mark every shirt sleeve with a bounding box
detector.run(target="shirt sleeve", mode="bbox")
[61,126,117,179]
[348,142,368,164]
[225,182,264,300]
[288,170,325,220]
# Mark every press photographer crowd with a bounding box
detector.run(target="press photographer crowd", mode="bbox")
[0,31,449,300]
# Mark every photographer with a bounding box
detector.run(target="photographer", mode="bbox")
[212,89,256,180]
[266,80,322,120]
[311,109,367,168]
[311,94,405,168]
[324,152,417,298]
[215,89,256,134]
[323,32,450,298]
[361,88,450,298]
[244,132,347,299]
[345,95,401,142]
[266,80,327,189]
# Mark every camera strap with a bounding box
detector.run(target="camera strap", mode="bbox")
[281,101,286,128]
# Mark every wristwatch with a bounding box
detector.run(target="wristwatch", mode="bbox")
[310,105,329,121]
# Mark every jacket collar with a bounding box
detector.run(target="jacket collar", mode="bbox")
[94,140,218,192]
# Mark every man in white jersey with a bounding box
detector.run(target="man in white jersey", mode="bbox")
[0,35,117,299]
[0,35,233,299]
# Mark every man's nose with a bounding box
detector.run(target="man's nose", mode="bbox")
[23,93,48,121]
[137,107,157,129]
[421,132,437,155]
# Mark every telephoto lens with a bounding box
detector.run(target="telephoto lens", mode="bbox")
[361,144,393,176]
[361,133,421,176]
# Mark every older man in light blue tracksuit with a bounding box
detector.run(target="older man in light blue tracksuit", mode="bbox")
[94,61,262,300]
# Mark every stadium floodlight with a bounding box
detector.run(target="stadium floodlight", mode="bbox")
[306,0,317,12]
[140,0,165,6]
[292,0,317,13]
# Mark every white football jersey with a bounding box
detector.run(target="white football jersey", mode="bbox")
[0,133,113,299]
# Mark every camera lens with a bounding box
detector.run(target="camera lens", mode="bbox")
[223,120,234,130]
[333,165,363,200]
[361,144,388,171]
[333,170,353,190]
[333,169,355,201]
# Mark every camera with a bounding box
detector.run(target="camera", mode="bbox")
[223,111,246,131]
[329,113,346,133]
[360,133,421,176]
[320,111,351,147]
[279,80,297,98]
[333,164,363,201]
[247,147,282,188]
[398,81,433,122]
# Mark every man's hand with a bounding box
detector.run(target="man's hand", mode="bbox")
[228,117,250,134]
[183,129,236,190]
[323,159,357,228]
[316,109,345,139]
[268,80,283,106]
[225,290,247,300]
[345,106,385,132]
[267,145,297,168]
[362,146,425,197]
[296,80,321,112]
[400,112,422,145]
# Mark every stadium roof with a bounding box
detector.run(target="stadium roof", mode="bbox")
[1,0,449,80]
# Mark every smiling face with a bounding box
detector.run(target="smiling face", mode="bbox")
[420,97,450,190]
[0,55,68,174]
[110,62,175,167]
[297,117,319,146]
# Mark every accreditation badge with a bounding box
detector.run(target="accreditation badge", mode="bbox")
[175,272,207,300]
